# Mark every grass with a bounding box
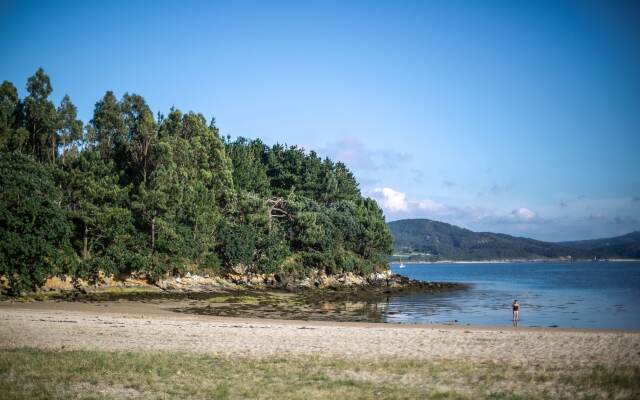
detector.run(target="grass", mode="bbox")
[0,347,638,399]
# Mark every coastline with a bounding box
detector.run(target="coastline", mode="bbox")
[391,258,640,264]
[1,269,463,298]
[2,302,639,367]
[1,300,638,334]
[2,301,639,399]
[2,301,640,348]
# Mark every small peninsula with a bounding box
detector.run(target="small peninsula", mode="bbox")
[0,69,418,297]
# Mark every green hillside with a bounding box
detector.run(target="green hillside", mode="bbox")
[387,219,638,261]
[559,231,640,259]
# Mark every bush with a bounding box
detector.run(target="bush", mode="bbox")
[0,154,75,293]
[219,222,257,271]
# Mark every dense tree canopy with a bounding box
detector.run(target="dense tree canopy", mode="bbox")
[0,69,392,292]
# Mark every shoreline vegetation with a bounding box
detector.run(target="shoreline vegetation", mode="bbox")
[1,69,394,296]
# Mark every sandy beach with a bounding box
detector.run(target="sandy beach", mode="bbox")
[2,300,640,399]
[2,301,639,367]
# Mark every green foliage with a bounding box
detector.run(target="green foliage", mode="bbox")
[225,137,270,196]
[0,81,27,153]
[89,90,125,156]
[23,68,59,164]
[0,153,74,293]
[61,149,135,277]
[0,69,393,291]
[219,222,257,269]
[56,95,83,161]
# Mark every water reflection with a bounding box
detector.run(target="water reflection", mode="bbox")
[382,261,640,329]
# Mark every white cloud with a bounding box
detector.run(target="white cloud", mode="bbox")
[373,187,409,212]
[372,187,446,214]
[372,187,539,226]
[371,187,638,241]
[416,199,446,212]
[511,208,536,221]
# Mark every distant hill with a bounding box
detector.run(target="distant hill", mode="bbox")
[387,219,640,261]
[559,231,640,259]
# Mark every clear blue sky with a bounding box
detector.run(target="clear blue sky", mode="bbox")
[2,0,639,241]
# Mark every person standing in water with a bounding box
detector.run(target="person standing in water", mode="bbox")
[512,299,520,322]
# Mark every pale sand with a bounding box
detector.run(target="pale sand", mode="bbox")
[1,301,639,367]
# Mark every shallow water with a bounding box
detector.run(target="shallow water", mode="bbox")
[41,261,640,329]
[389,261,640,329]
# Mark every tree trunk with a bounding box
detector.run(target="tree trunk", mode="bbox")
[61,138,66,163]
[143,161,147,183]
[142,138,150,183]
[151,217,156,250]
[83,225,88,260]
[51,136,56,164]
[193,221,198,241]
[31,125,37,159]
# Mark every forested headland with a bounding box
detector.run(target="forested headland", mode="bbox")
[0,69,392,294]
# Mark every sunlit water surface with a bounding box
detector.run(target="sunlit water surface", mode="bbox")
[386,261,640,330]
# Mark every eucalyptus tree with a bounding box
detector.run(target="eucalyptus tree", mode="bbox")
[121,93,158,184]
[226,137,270,196]
[0,81,27,153]
[23,68,58,163]
[62,149,132,266]
[90,90,126,157]
[56,95,83,163]
[146,110,234,271]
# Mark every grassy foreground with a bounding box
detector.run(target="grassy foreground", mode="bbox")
[0,347,638,399]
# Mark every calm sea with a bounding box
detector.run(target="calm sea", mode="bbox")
[387,261,640,330]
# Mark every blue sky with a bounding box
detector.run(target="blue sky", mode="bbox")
[1,0,639,241]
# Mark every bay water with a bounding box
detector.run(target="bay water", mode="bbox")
[387,261,640,330]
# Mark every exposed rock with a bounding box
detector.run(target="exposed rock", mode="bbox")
[155,274,239,292]
[249,275,265,286]
[40,275,75,292]
[0,275,10,293]
[231,264,248,275]
[3,265,463,297]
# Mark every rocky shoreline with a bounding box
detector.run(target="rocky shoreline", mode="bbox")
[1,269,464,300]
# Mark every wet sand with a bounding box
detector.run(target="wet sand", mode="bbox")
[1,301,639,367]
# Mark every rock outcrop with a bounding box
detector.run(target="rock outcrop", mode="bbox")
[2,268,460,297]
